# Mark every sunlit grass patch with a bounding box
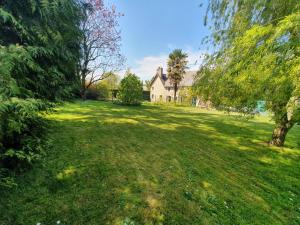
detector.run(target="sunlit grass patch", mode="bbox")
[0,100,299,225]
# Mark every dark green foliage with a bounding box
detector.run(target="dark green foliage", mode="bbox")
[85,88,100,100]
[0,99,51,187]
[0,0,82,100]
[118,73,143,105]
[0,0,82,187]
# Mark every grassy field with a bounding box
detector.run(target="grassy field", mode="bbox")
[1,101,299,225]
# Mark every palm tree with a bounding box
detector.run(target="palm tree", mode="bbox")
[167,49,188,102]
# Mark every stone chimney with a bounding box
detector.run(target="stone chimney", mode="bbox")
[156,67,163,78]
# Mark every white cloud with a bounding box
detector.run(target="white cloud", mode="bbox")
[132,54,168,81]
[131,49,205,81]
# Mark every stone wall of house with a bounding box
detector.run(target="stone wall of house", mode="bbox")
[150,77,167,102]
[150,86,189,102]
[150,67,196,103]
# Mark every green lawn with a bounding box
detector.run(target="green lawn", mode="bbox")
[1,101,299,225]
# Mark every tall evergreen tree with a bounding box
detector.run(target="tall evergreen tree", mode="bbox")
[0,0,82,100]
[0,0,83,186]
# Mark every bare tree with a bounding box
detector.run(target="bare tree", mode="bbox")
[79,0,124,98]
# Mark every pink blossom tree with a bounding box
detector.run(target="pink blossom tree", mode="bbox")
[79,0,124,98]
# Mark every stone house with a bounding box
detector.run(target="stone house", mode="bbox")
[149,67,196,103]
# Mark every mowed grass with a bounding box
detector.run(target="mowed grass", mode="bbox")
[1,101,300,225]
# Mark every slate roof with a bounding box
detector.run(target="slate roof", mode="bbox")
[163,71,196,87]
[149,73,166,86]
[150,67,197,88]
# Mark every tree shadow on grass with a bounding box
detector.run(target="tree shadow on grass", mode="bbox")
[53,101,298,147]
[1,101,299,225]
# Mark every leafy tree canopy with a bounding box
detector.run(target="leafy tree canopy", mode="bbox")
[195,0,300,146]
[167,49,188,102]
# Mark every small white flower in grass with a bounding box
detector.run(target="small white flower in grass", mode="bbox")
[36,223,41,225]
[224,201,229,209]
[57,221,61,224]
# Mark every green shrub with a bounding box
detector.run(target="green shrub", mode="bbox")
[95,81,111,100]
[0,98,51,187]
[87,81,111,100]
[118,73,143,105]
[85,88,100,100]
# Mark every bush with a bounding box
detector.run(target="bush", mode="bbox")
[118,73,143,105]
[85,81,111,100]
[178,87,195,106]
[94,81,110,100]
[0,98,50,187]
[85,88,100,100]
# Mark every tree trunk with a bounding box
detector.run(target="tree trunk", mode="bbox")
[80,89,86,100]
[269,125,289,146]
[81,74,87,100]
[269,118,294,147]
[174,83,177,103]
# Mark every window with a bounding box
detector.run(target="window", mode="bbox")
[152,94,154,99]
[152,86,154,90]
[168,87,170,91]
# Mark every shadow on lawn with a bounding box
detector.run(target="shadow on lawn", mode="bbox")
[41,101,300,225]
[52,101,300,176]
[54,101,287,147]
[1,101,299,225]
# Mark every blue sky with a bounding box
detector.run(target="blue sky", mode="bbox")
[108,0,210,80]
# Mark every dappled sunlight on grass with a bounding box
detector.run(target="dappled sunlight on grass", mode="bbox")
[56,166,77,180]
[48,113,91,121]
[202,181,212,189]
[1,100,299,225]
[104,118,139,125]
